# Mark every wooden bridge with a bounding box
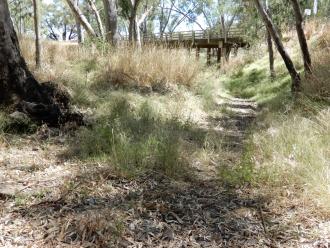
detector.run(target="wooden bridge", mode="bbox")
[125,27,248,65]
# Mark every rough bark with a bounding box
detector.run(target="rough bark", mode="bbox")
[75,0,83,43]
[265,4,275,79]
[290,0,312,74]
[65,0,97,38]
[225,45,232,61]
[87,0,105,39]
[128,6,138,41]
[32,0,41,68]
[266,30,275,78]
[254,0,301,93]
[102,0,119,45]
[0,1,82,126]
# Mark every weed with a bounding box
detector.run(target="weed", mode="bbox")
[71,98,192,178]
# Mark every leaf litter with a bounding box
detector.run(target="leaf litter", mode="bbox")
[0,98,329,247]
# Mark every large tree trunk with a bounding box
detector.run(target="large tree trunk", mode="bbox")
[220,15,227,42]
[0,1,82,126]
[254,0,301,93]
[266,29,275,79]
[87,0,105,39]
[65,0,97,38]
[290,0,312,74]
[135,7,153,48]
[265,2,275,79]
[75,0,83,43]
[102,0,119,45]
[32,0,41,68]
[128,9,138,42]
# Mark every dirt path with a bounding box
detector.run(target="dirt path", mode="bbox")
[0,97,328,247]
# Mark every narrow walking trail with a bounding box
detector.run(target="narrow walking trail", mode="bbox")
[0,96,328,247]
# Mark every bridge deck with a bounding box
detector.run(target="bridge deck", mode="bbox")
[121,27,248,64]
[140,28,247,48]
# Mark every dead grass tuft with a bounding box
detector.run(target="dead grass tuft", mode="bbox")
[95,45,200,90]
[303,21,330,98]
[20,38,200,92]
[252,104,330,212]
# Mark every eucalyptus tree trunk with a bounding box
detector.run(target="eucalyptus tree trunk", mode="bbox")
[65,0,97,38]
[290,0,312,74]
[87,0,105,39]
[265,0,275,78]
[266,30,275,78]
[128,7,138,41]
[220,15,227,42]
[135,7,153,48]
[75,0,83,43]
[32,0,41,68]
[102,0,119,45]
[254,0,301,93]
[0,0,82,126]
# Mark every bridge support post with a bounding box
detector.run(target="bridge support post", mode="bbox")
[196,47,200,60]
[217,48,222,65]
[207,48,211,65]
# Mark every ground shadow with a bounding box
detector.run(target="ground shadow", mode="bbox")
[15,169,274,247]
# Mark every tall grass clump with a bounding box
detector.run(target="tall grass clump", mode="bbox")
[0,112,9,143]
[96,45,200,90]
[72,96,192,178]
[303,22,330,98]
[20,38,200,95]
[221,22,330,211]
[252,101,330,210]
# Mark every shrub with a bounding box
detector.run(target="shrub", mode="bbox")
[94,45,200,90]
[252,101,330,210]
[72,97,190,178]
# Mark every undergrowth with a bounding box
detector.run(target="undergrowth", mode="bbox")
[68,94,221,179]
[222,21,330,212]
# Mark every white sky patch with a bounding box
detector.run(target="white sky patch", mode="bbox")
[43,0,53,5]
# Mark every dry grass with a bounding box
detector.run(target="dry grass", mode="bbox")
[19,37,79,68]
[95,45,200,90]
[252,103,330,211]
[19,38,200,91]
[219,45,262,75]
[222,20,330,213]
[303,21,330,98]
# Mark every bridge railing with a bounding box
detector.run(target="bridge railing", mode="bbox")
[120,27,244,42]
[143,28,243,41]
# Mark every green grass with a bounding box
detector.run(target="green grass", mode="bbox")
[68,94,218,179]
[223,56,294,109]
[0,111,37,134]
[222,36,330,211]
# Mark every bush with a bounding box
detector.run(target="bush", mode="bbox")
[252,101,330,210]
[72,97,190,178]
[0,111,37,134]
[94,45,200,91]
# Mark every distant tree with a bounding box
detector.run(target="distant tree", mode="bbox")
[290,0,312,74]
[103,0,119,45]
[119,0,153,45]
[8,0,33,35]
[254,0,301,93]
[44,1,78,41]
[65,0,97,38]
[265,0,275,78]
[87,0,105,39]
[75,0,83,43]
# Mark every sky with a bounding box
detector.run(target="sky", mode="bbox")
[41,0,208,34]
